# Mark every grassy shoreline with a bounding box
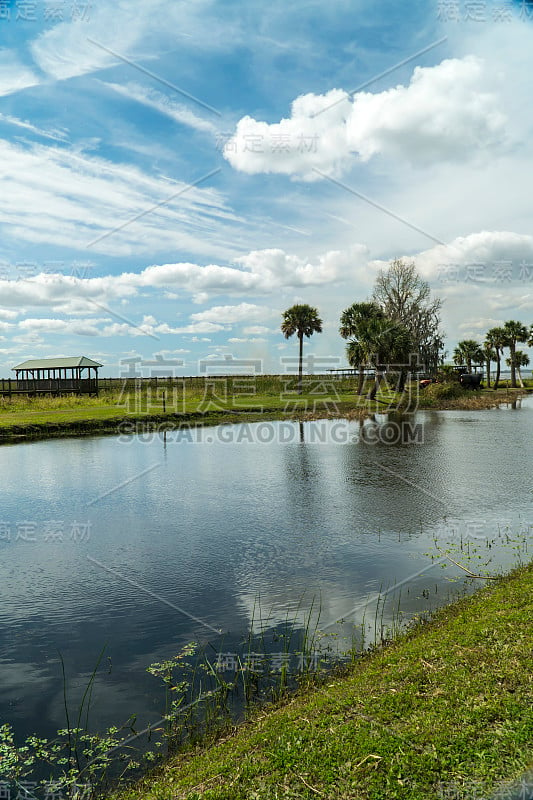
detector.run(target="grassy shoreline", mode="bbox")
[0,384,528,443]
[113,562,533,800]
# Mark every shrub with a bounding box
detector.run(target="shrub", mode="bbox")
[422,382,465,403]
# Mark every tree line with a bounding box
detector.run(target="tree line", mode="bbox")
[281,259,533,394]
[453,322,531,389]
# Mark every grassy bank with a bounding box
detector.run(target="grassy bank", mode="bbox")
[0,377,528,442]
[114,562,533,800]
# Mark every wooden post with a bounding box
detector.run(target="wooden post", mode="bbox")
[163,390,166,413]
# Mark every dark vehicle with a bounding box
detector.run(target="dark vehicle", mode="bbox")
[460,373,483,390]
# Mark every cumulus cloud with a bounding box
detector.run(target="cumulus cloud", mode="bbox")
[399,230,533,280]
[137,245,364,297]
[190,303,277,324]
[2,235,529,323]
[224,56,506,179]
[233,245,368,288]
[242,325,276,335]
[0,244,355,317]
[15,315,226,339]
[0,309,20,320]
[18,318,104,336]
[458,318,502,331]
[0,274,137,311]
[228,337,267,343]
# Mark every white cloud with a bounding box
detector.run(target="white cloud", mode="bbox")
[458,318,502,332]
[0,273,137,311]
[154,321,226,335]
[228,337,267,343]
[30,1,162,81]
[15,314,226,339]
[233,245,368,289]
[137,245,363,297]
[243,325,276,335]
[190,303,277,324]
[224,56,506,179]
[0,137,239,257]
[18,318,103,336]
[1,235,528,323]
[152,348,190,355]
[103,82,218,135]
[0,50,40,97]
[400,231,533,280]
[0,113,68,142]
[29,0,230,83]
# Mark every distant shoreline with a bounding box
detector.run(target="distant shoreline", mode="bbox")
[0,389,528,444]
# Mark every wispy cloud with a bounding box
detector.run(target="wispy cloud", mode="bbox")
[0,113,68,142]
[0,137,240,257]
[102,82,219,134]
[30,0,163,80]
[0,50,40,97]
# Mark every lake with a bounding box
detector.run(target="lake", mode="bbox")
[0,399,532,750]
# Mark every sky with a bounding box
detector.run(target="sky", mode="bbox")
[1,0,532,376]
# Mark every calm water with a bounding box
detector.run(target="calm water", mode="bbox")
[0,399,532,744]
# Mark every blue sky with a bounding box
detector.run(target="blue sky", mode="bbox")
[1,0,532,376]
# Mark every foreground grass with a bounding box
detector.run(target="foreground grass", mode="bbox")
[114,562,533,800]
[0,378,527,441]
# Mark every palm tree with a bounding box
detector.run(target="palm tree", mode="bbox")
[339,302,384,395]
[481,341,497,389]
[453,340,484,374]
[502,320,529,388]
[281,304,323,394]
[485,327,506,390]
[506,350,530,388]
[364,316,412,400]
[340,302,411,400]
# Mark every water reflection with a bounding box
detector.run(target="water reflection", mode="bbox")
[0,399,531,743]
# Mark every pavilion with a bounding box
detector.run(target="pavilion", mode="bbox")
[11,356,102,396]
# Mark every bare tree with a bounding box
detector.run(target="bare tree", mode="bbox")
[372,259,444,379]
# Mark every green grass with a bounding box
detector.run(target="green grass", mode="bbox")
[0,377,528,440]
[112,562,533,800]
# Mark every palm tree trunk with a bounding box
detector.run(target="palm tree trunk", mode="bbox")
[517,366,524,388]
[398,367,407,392]
[485,357,491,389]
[298,332,303,395]
[357,367,365,395]
[367,369,382,400]
[494,351,501,390]
[510,343,517,388]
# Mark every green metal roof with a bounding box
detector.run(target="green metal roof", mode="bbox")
[12,356,103,371]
